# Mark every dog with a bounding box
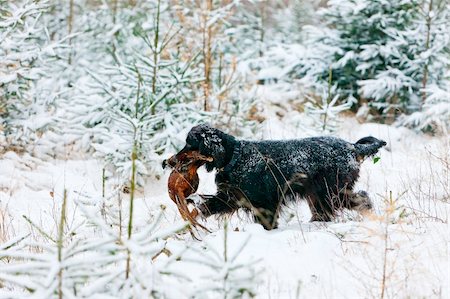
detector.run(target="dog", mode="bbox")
[168,124,386,229]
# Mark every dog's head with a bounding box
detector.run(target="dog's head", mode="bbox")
[175,124,234,172]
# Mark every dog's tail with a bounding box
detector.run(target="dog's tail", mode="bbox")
[354,136,387,159]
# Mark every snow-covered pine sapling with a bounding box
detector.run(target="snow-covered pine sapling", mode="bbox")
[412,0,450,105]
[186,221,263,298]
[397,3,450,133]
[0,192,190,297]
[74,1,208,183]
[0,0,62,150]
[0,189,87,298]
[321,0,420,112]
[305,68,351,133]
[73,202,190,298]
[406,81,450,134]
[292,0,448,121]
[91,78,158,186]
[175,1,262,134]
[177,0,242,112]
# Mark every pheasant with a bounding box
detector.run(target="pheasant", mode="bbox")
[163,151,212,237]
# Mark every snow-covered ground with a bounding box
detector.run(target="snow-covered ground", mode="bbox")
[0,117,448,298]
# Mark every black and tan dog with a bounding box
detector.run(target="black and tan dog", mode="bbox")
[167,124,386,230]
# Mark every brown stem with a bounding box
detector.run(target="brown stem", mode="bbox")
[68,0,74,65]
[125,138,137,279]
[202,0,213,111]
[421,0,433,106]
[259,2,266,57]
[152,0,161,102]
[57,190,67,299]
[111,0,119,59]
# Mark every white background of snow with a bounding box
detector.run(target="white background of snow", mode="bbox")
[0,107,448,298]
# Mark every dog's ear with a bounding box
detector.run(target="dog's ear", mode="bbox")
[184,124,229,171]
[200,139,226,172]
[185,123,211,148]
[196,126,227,171]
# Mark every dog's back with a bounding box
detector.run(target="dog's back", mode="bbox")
[223,135,386,200]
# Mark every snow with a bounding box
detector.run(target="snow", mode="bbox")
[0,118,448,298]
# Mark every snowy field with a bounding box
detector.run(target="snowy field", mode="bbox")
[1,116,448,298]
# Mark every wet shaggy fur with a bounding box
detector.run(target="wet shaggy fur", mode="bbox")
[175,124,386,230]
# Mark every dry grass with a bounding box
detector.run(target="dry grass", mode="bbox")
[336,181,448,299]
[400,140,449,224]
[0,202,15,245]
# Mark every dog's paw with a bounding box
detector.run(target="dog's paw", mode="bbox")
[353,190,373,211]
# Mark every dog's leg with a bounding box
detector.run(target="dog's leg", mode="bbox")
[306,193,321,221]
[306,192,334,222]
[253,207,279,230]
